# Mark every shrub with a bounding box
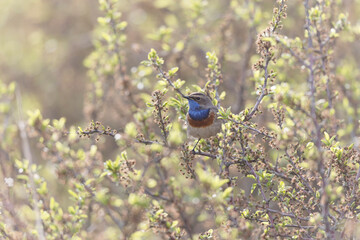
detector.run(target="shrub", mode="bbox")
[1,0,360,239]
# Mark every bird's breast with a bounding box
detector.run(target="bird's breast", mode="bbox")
[187,111,215,128]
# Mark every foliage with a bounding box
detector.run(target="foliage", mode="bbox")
[1,0,360,239]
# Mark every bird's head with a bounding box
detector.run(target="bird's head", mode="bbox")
[184,92,214,111]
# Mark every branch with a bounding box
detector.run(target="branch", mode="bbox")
[276,37,310,68]
[144,188,171,202]
[231,119,275,139]
[285,148,315,196]
[243,158,275,228]
[136,139,161,145]
[237,130,275,228]
[155,65,186,98]
[244,57,271,121]
[16,88,46,240]
[80,128,117,138]
[244,0,287,121]
[266,208,310,221]
[304,0,332,237]
[191,150,217,159]
[152,90,169,145]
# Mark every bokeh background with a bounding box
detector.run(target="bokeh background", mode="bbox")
[1,0,360,123]
[2,0,360,239]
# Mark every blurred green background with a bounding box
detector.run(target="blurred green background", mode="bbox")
[2,0,360,123]
[1,0,98,123]
[2,0,360,238]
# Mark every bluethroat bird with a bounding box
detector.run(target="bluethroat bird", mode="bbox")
[185,92,222,150]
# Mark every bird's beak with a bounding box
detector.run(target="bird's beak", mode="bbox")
[184,95,190,100]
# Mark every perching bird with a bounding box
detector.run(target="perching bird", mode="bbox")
[185,92,222,150]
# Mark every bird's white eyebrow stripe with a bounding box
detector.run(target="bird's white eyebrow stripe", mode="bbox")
[189,93,205,98]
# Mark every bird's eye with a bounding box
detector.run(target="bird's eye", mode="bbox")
[194,97,201,101]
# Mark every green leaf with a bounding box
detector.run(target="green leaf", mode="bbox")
[17,174,29,182]
[125,122,137,138]
[68,190,78,199]
[306,142,314,149]
[97,17,109,25]
[168,67,179,77]
[251,183,257,194]
[246,174,256,180]
[148,48,157,61]
[140,60,151,66]
[222,187,233,199]
[219,91,226,100]
[261,37,276,46]
[37,182,48,195]
[68,206,76,215]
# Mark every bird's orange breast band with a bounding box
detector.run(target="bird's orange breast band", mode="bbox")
[187,111,215,128]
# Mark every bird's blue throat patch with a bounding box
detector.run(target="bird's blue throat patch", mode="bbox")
[187,99,210,121]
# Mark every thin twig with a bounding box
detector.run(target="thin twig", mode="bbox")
[238,130,274,228]
[244,57,271,121]
[144,188,171,201]
[243,159,275,228]
[266,208,310,221]
[244,0,286,121]
[285,225,315,229]
[285,148,315,196]
[276,37,310,68]
[231,119,274,139]
[80,129,117,137]
[304,0,332,237]
[155,66,186,98]
[136,139,161,145]
[16,88,46,240]
[191,150,216,158]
